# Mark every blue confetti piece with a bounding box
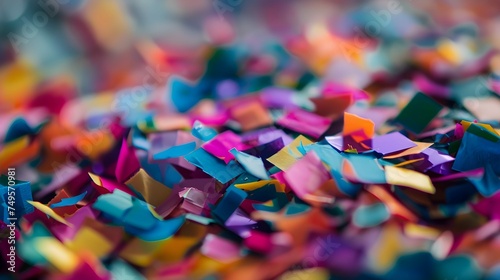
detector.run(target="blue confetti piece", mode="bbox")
[50,191,87,208]
[0,175,34,223]
[184,148,245,184]
[192,120,218,142]
[153,142,197,160]
[170,76,204,113]
[469,164,500,197]
[212,185,247,223]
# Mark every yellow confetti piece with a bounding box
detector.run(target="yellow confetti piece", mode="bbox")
[27,201,73,227]
[369,222,402,272]
[0,136,30,170]
[437,39,462,65]
[66,227,112,258]
[385,165,435,194]
[279,267,330,280]
[235,179,285,192]
[81,0,132,51]
[125,168,171,207]
[190,254,230,279]
[383,141,433,159]
[88,172,102,186]
[0,60,38,107]
[405,223,441,240]
[35,237,80,273]
[120,238,166,267]
[393,158,424,167]
[267,135,313,171]
[344,144,358,154]
[75,130,115,160]
[460,120,499,135]
[148,205,163,220]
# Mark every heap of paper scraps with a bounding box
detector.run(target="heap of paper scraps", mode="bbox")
[2,1,500,280]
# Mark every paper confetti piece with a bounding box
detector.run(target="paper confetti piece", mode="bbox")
[66,227,113,258]
[153,141,197,160]
[170,76,204,113]
[116,138,141,183]
[343,112,375,139]
[342,153,386,184]
[212,185,247,223]
[27,201,73,226]
[230,100,273,131]
[35,237,80,273]
[184,148,245,184]
[202,131,249,163]
[235,179,286,193]
[385,165,436,194]
[363,132,417,156]
[201,234,241,262]
[230,148,270,180]
[277,110,332,138]
[453,125,500,174]
[0,176,34,222]
[134,216,185,241]
[383,141,434,159]
[279,268,330,280]
[469,164,500,197]
[191,120,218,141]
[267,135,313,171]
[92,190,134,219]
[353,203,390,228]
[125,168,172,207]
[284,151,330,199]
[0,135,39,171]
[394,92,443,134]
[404,223,441,240]
[4,117,37,143]
[50,191,87,209]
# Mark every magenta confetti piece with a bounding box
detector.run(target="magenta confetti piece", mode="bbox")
[116,138,140,183]
[277,110,332,139]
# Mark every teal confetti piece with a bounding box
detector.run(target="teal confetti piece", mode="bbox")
[230,148,269,180]
[212,185,247,223]
[352,203,390,228]
[469,164,500,197]
[192,120,218,141]
[343,153,386,184]
[153,141,197,160]
[394,92,443,134]
[184,148,245,184]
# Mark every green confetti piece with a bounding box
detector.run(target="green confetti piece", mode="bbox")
[394,92,443,134]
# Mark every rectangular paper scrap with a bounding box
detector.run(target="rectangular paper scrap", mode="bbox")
[385,165,435,194]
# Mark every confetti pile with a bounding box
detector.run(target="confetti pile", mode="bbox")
[2,1,500,279]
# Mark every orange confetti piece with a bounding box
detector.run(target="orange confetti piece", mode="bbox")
[343,112,375,139]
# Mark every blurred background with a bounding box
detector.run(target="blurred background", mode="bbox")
[1,0,499,100]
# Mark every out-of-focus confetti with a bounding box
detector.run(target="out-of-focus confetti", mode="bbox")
[3,0,500,279]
